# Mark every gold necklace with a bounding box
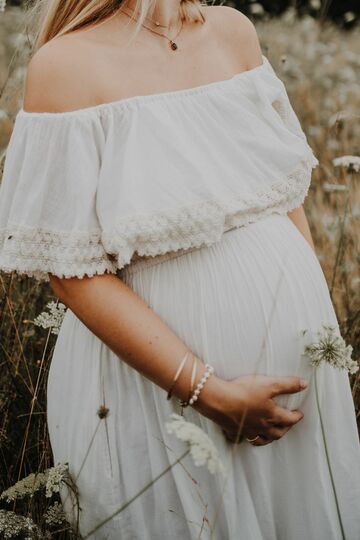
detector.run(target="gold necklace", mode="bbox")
[120,8,184,51]
[121,5,175,28]
[145,14,168,28]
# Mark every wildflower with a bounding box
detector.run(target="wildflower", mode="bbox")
[328,111,360,129]
[1,463,70,503]
[165,413,225,475]
[332,155,360,173]
[322,182,348,193]
[302,324,359,374]
[0,472,48,502]
[44,501,67,526]
[249,3,264,16]
[320,214,340,242]
[308,126,322,137]
[300,323,356,538]
[283,6,297,25]
[97,405,110,419]
[0,509,46,540]
[45,463,69,498]
[351,277,360,290]
[344,11,356,24]
[33,301,67,335]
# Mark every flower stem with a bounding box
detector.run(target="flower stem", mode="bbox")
[82,449,190,538]
[314,368,346,540]
[330,170,353,297]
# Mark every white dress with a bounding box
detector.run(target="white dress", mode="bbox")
[0,55,359,540]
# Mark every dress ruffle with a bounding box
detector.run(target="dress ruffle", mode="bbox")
[102,154,318,270]
[0,55,319,281]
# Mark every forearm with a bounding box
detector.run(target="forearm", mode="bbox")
[287,204,316,252]
[49,272,222,415]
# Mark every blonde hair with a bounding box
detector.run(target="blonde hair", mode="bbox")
[26,0,208,53]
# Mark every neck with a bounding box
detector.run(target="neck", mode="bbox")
[124,0,182,29]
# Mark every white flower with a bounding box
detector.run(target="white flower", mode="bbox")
[33,301,67,335]
[0,1,6,13]
[328,111,360,128]
[0,462,70,502]
[332,155,360,173]
[165,413,225,475]
[249,3,265,16]
[320,214,341,242]
[322,182,349,193]
[310,0,321,10]
[0,472,48,502]
[302,324,359,374]
[344,11,356,23]
[45,462,69,498]
[0,510,45,540]
[44,501,67,526]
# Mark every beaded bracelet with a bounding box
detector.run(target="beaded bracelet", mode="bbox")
[187,353,198,403]
[180,363,215,409]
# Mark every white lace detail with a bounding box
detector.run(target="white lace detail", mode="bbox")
[0,227,118,281]
[0,154,318,281]
[104,154,318,270]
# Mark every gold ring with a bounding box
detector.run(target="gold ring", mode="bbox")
[246,435,260,443]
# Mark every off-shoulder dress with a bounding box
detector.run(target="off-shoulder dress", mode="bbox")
[0,55,359,540]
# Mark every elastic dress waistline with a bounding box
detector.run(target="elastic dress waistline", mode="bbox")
[118,225,239,278]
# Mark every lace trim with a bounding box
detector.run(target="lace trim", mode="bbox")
[0,228,118,281]
[103,153,319,270]
[0,154,318,281]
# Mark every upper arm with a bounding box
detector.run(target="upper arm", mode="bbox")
[287,205,316,251]
[48,273,100,301]
[48,273,66,299]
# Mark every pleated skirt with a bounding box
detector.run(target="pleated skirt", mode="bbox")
[47,213,360,540]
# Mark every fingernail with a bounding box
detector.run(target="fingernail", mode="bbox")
[300,379,309,389]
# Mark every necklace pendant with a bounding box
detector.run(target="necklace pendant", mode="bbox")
[170,41,178,51]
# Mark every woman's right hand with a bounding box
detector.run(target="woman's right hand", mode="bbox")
[194,373,309,446]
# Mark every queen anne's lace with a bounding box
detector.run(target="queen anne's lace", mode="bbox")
[0,154,317,282]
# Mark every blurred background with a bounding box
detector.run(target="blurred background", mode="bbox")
[231,0,359,27]
[0,1,359,538]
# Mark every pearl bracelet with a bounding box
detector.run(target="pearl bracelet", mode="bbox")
[180,363,214,408]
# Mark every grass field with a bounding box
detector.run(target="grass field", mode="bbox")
[0,5,359,539]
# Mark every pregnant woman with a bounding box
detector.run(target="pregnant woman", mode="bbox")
[0,1,359,538]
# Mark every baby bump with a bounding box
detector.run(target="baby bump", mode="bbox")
[120,213,338,409]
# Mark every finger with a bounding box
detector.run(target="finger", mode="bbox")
[269,376,309,397]
[249,435,272,446]
[267,407,304,427]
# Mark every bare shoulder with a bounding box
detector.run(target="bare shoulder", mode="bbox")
[23,33,100,113]
[202,4,263,69]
